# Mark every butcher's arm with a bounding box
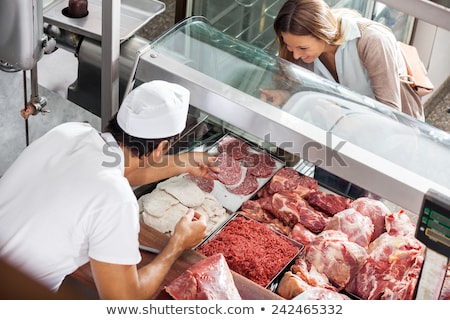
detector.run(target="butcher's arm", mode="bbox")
[90,210,207,299]
[357,25,402,111]
[126,152,217,187]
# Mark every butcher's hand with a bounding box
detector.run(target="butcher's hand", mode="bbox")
[172,209,207,250]
[181,151,218,179]
[20,104,36,120]
[259,88,290,107]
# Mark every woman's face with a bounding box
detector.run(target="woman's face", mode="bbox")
[281,32,326,63]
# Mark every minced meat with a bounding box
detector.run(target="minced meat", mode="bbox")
[197,216,300,287]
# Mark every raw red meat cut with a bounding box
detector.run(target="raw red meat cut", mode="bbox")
[217,136,250,160]
[439,265,450,300]
[238,200,291,235]
[306,230,368,290]
[289,223,318,246]
[351,197,390,240]
[165,253,242,300]
[226,171,258,195]
[276,271,311,299]
[305,191,351,216]
[290,258,336,291]
[184,174,215,193]
[197,216,300,287]
[243,153,276,178]
[239,199,275,223]
[270,191,329,232]
[257,167,318,198]
[385,209,416,237]
[345,232,425,300]
[294,287,351,300]
[211,152,242,185]
[324,208,374,248]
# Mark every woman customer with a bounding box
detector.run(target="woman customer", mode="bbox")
[259,0,424,121]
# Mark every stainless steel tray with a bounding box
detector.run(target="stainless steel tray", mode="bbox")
[43,0,166,41]
[201,133,285,213]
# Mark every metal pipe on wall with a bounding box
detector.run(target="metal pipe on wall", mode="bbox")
[101,0,121,129]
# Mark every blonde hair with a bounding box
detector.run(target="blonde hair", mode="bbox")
[274,0,361,62]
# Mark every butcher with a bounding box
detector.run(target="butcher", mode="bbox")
[0,80,217,299]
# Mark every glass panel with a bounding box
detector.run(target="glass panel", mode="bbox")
[372,2,414,43]
[148,17,450,190]
[324,0,371,15]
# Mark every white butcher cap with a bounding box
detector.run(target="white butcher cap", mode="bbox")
[117,80,190,139]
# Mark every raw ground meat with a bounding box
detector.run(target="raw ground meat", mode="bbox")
[305,191,351,216]
[211,152,242,185]
[184,174,215,193]
[243,153,276,178]
[197,216,300,287]
[226,171,259,195]
[217,136,250,160]
[165,253,241,300]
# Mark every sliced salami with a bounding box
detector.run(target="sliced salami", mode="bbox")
[184,174,215,193]
[226,171,259,195]
[211,152,242,185]
[217,136,250,160]
[243,153,276,178]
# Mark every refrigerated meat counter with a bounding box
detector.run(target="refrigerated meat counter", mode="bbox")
[124,16,450,299]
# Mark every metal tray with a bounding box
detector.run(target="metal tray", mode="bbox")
[202,133,285,213]
[43,0,166,41]
[196,213,304,290]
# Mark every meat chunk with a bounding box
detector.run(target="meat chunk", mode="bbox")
[184,174,215,193]
[165,253,242,300]
[351,197,390,240]
[276,271,311,299]
[324,208,374,248]
[293,287,351,300]
[243,153,276,178]
[305,191,351,216]
[211,152,242,185]
[270,191,329,232]
[226,170,258,195]
[289,223,317,246]
[217,136,250,160]
[306,230,368,290]
[385,209,416,237]
[439,265,450,300]
[258,167,318,198]
[345,232,425,300]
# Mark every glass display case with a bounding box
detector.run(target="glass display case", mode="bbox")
[188,0,414,51]
[128,16,450,216]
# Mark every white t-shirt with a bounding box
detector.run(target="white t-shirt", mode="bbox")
[0,122,141,291]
